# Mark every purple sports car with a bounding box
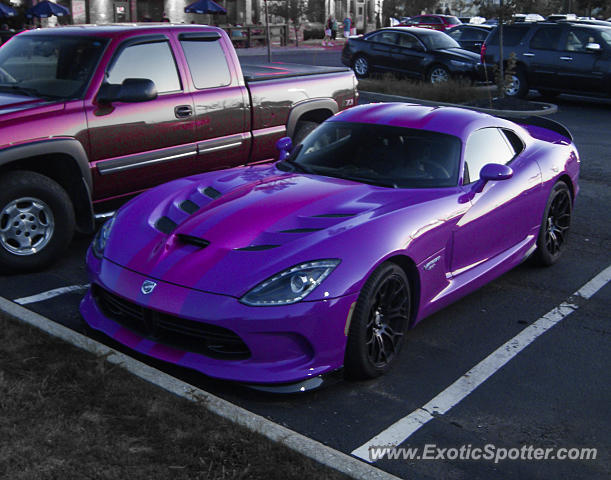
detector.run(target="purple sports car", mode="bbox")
[80,103,579,388]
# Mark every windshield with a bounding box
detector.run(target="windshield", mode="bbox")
[600,30,611,48]
[421,33,461,50]
[279,122,461,188]
[0,35,108,100]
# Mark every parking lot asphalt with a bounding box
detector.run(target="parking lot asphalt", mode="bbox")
[0,52,609,478]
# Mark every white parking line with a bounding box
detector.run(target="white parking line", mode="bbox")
[352,264,611,462]
[14,284,90,305]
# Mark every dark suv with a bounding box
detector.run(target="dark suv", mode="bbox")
[481,21,611,98]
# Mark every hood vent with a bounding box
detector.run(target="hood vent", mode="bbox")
[203,186,222,199]
[313,213,356,218]
[279,228,323,233]
[176,234,210,249]
[179,200,200,214]
[155,216,177,234]
[235,244,279,251]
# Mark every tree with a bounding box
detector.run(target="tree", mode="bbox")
[270,0,309,47]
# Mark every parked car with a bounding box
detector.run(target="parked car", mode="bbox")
[342,27,484,82]
[400,14,461,31]
[482,21,611,98]
[445,24,494,53]
[512,13,545,22]
[80,103,579,387]
[0,25,357,272]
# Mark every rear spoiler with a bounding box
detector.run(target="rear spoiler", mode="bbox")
[500,115,573,142]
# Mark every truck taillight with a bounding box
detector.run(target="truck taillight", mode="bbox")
[480,43,486,64]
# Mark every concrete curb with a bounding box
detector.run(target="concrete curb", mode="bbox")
[359,90,558,116]
[0,296,401,480]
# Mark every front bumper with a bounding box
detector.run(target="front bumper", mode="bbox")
[80,248,358,384]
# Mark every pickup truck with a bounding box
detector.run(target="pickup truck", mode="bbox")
[0,24,358,272]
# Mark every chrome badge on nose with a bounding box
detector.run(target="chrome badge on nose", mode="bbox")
[141,280,157,295]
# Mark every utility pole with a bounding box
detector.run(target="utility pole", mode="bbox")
[264,0,272,62]
[498,0,504,98]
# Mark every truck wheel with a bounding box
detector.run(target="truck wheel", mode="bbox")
[292,120,319,144]
[0,171,75,272]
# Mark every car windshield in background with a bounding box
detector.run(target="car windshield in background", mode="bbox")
[600,30,611,47]
[281,122,461,189]
[421,33,461,50]
[447,16,461,25]
[0,35,108,99]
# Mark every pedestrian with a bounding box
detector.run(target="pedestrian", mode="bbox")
[343,15,351,39]
[322,16,333,46]
[331,17,338,41]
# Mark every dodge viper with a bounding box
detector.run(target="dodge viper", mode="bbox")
[80,103,579,389]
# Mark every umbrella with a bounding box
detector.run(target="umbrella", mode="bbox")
[0,3,17,17]
[26,1,70,18]
[184,0,226,15]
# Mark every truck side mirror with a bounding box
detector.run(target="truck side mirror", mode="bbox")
[97,78,157,104]
[276,136,293,161]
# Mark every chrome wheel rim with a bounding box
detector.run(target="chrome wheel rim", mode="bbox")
[505,74,520,96]
[0,197,54,256]
[430,67,449,83]
[365,275,409,368]
[354,57,368,76]
[544,191,571,256]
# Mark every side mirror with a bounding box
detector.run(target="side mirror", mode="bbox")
[470,163,513,195]
[97,78,157,104]
[585,42,602,53]
[480,163,513,181]
[275,136,293,161]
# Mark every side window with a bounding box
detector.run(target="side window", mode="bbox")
[530,27,561,51]
[396,33,420,49]
[463,128,515,183]
[564,29,596,52]
[448,29,463,41]
[180,39,231,89]
[501,129,524,156]
[107,41,181,93]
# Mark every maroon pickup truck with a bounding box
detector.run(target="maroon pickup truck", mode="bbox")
[0,24,357,272]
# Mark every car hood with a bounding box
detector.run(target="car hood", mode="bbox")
[0,92,53,115]
[103,164,443,298]
[435,47,480,63]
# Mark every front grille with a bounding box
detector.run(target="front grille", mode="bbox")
[93,285,250,360]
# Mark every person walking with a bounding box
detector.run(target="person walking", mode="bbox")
[322,16,333,46]
[343,15,352,39]
[331,17,338,41]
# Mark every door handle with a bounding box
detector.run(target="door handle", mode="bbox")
[174,105,193,118]
[522,52,535,57]
[560,56,573,61]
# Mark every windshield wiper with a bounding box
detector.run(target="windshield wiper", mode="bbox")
[277,158,314,174]
[342,175,398,188]
[0,85,61,99]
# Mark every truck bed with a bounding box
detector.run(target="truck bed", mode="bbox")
[240,62,351,82]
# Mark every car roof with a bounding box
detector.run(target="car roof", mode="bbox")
[379,26,446,37]
[328,103,516,140]
[17,24,222,38]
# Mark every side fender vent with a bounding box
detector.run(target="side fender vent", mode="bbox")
[155,216,177,234]
[313,213,356,218]
[176,234,210,249]
[279,228,323,233]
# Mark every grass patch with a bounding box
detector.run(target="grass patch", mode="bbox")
[358,74,492,105]
[0,313,348,480]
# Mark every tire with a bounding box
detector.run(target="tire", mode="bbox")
[352,55,370,78]
[534,181,572,266]
[292,120,319,144]
[0,171,75,272]
[345,262,411,379]
[428,64,450,84]
[504,68,528,98]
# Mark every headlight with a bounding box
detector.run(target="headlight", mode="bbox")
[92,215,116,258]
[240,259,341,306]
[450,59,474,68]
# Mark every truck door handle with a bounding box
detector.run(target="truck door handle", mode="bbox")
[522,52,535,57]
[560,56,573,61]
[174,105,193,118]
